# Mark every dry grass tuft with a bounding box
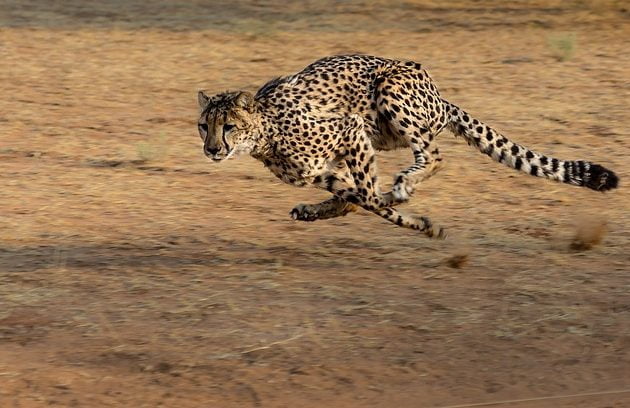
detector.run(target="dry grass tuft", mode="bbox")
[444,253,469,269]
[570,217,608,251]
[548,32,576,62]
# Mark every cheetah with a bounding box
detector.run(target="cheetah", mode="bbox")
[197,55,618,239]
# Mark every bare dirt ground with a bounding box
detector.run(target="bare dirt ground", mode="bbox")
[1,1,629,407]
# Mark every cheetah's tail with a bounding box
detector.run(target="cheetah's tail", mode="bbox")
[442,100,618,192]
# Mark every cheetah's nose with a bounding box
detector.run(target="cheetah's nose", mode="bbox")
[206,146,220,156]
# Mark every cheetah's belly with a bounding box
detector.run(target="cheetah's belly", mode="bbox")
[262,154,332,188]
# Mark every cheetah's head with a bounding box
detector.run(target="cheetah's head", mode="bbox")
[197,90,258,162]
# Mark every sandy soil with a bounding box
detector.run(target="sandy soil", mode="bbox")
[1,1,629,407]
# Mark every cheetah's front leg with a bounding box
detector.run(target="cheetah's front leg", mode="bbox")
[290,196,357,222]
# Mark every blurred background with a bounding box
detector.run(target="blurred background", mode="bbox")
[1,1,629,407]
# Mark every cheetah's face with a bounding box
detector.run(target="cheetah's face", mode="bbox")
[197,91,256,162]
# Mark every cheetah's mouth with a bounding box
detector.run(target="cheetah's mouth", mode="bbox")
[209,148,236,162]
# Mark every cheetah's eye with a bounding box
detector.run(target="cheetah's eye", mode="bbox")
[198,123,208,133]
[223,123,235,133]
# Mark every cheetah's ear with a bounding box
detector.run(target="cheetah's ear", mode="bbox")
[198,91,210,110]
[234,91,254,110]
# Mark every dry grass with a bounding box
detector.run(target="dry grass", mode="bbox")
[444,253,469,269]
[570,216,608,251]
[548,32,577,62]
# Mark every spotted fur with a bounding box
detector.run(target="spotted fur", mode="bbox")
[197,55,618,238]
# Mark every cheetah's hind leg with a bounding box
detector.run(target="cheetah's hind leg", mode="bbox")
[381,145,445,207]
[291,196,357,222]
[314,117,446,239]
[376,208,447,239]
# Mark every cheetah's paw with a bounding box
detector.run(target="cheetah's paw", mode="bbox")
[415,216,447,240]
[290,204,320,222]
[392,177,414,203]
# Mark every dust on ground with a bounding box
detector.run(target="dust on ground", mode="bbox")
[1,1,629,407]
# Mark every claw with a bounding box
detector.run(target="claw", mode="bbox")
[416,216,447,239]
[290,205,319,222]
[436,228,447,240]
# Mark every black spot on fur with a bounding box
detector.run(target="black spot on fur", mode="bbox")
[485,144,494,157]
[552,158,560,172]
[325,175,336,192]
[346,195,359,204]
[563,161,572,183]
